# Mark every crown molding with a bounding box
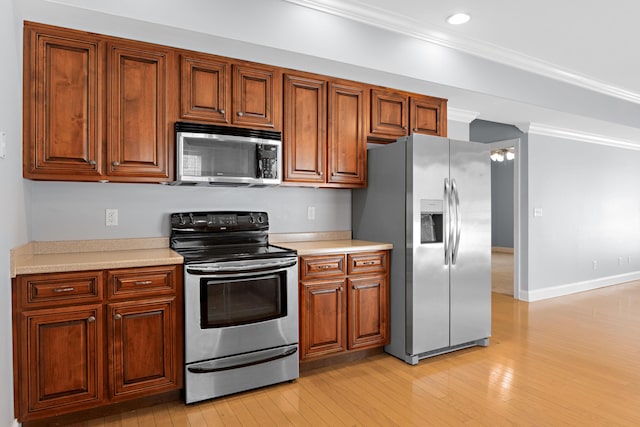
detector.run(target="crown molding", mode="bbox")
[527,122,640,150]
[283,0,640,105]
[447,108,479,124]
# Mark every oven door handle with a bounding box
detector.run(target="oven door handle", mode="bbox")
[186,258,297,276]
[187,346,298,374]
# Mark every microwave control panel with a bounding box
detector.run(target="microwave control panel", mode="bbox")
[257,145,278,179]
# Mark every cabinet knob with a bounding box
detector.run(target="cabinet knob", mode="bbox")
[219,109,225,115]
[87,316,96,323]
[339,286,343,292]
[89,160,96,166]
[413,128,418,132]
[237,112,244,117]
[112,161,120,167]
[402,126,407,131]
[114,314,122,320]
[319,171,323,176]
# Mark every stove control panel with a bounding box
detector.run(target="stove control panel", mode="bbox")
[171,211,269,232]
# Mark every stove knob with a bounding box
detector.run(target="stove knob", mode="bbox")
[178,214,186,226]
[189,213,195,224]
[257,215,264,224]
[249,216,256,224]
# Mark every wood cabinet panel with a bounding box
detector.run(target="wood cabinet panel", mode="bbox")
[107,42,171,178]
[300,254,346,281]
[410,95,447,136]
[12,264,182,423]
[348,275,389,349]
[299,250,389,361]
[180,54,230,123]
[21,305,103,415]
[300,280,347,358]
[232,64,281,130]
[19,270,103,309]
[107,265,176,299]
[283,73,326,183]
[327,81,367,187]
[23,25,104,178]
[370,89,409,141]
[108,298,178,399]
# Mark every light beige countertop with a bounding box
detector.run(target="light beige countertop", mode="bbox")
[11,238,183,278]
[270,231,392,256]
[10,232,392,277]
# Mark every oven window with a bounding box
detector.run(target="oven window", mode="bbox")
[200,272,287,328]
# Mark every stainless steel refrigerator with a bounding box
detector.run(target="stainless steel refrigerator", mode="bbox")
[352,134,491,365]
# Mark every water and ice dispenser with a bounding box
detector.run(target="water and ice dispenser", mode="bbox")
[420,199,443,244]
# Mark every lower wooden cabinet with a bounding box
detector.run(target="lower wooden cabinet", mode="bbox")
[12,265,182,423]
[299,251,389,360]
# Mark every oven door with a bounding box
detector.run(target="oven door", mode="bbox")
[184,257,298,364]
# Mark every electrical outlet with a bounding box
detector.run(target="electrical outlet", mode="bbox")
[618,257,623,266]
[106,209,118,226]
[307,206,316,221]
[0,131,7,159]
[592,260,597,270]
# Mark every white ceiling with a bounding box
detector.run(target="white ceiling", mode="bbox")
[284,0,640,141]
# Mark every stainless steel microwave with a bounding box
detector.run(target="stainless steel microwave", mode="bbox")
[174,122,282,186]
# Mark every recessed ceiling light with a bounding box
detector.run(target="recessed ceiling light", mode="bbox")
[447,13,471,25]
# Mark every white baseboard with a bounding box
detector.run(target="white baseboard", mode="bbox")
[521,271,640,302]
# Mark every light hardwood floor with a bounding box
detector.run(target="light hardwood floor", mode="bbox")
[492,250,514,296]
[58,279,640,426]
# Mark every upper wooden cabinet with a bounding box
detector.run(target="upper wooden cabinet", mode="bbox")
[327,81,367,187]
[23,24,105,179]
[283,72,366,188]
[180,53,282,130]
[410,94,447,137]
[107,40,174,179]
[368,87,447,142]
[232,63,282,130]
[180,54,230,124]
[283,73,326,184]
[23,22,175,183]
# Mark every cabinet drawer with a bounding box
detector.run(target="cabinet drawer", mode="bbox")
[348,252,387,275]
[108,266,176,299]
[300,255,346,281]
[19,271,103,308]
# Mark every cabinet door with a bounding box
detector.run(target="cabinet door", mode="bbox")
[21,305,103,416]
[232,63,282,130]
[300,280,347,359]
[107,41,173,180]
[327,81,367,187]
[180,54,230,124]
[24,24,104,179]
[370,89,408,142]
[283,73,327,184]
[108,298,179,399]
[348,275,389,349]
[410,96,447,137]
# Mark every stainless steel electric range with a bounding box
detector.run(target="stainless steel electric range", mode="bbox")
[170,211,299,404]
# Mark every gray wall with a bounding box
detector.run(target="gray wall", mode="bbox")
[470,120,525,248]
[30,183,351,240]
[0,0,28,425]
[526,133,640,299]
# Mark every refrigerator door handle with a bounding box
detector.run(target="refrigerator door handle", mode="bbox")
[451,178,462,264]
[444,178,450,265]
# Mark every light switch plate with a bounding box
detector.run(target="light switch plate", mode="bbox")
[0,131,7,159]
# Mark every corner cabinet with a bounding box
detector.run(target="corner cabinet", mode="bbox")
[369,87,447,142]
[283,72,367,188]
[299,251,389,360]
[23,22,176,183]
[12,265,183,423]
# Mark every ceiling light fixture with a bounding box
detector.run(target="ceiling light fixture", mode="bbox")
[447,13,471,25]
[490,148,515,162]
